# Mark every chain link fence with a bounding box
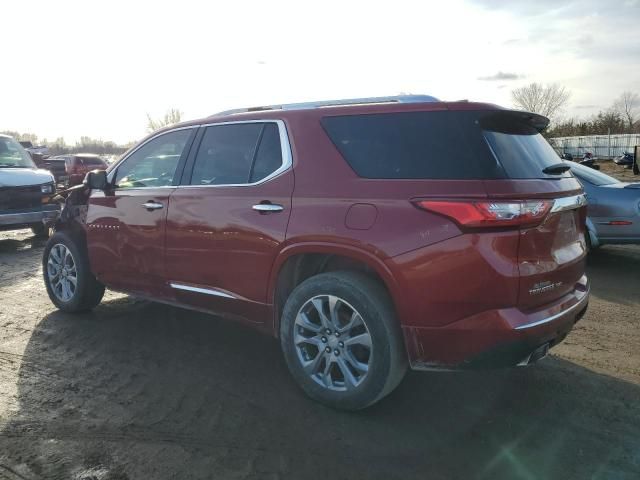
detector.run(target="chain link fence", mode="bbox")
[549,134,640,159]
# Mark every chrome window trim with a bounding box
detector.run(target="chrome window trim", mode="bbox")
[169,282,236,299]
[177,119,293,189]
[550,194,587,213]
[106,125,201,185]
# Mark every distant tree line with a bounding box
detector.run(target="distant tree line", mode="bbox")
[2,109,183,157]
[0,131,134,156]
[546,110,640,137]
[511,85,640,137]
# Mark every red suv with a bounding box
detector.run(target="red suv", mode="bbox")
[43,96,590,410]
[62,153,109,186]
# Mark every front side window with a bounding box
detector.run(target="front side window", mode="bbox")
[0,136,36,168]
[190,122,284,186]
[114,129,192,189]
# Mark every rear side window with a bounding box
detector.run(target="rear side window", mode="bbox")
[250,123,282,183]
[321,111,502,179]
[190,122,284,186]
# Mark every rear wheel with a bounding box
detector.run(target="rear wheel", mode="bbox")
[280,271,407,410]
[43,231,105,312]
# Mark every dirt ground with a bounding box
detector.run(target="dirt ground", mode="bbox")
[597,159,638,183]
[0,229,638,480]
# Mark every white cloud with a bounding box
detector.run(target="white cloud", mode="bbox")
[0,0,638,143]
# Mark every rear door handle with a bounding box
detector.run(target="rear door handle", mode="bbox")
[252,203,284,213]
[142,201,164,211]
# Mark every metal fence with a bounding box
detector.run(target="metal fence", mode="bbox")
[549,134,640,158]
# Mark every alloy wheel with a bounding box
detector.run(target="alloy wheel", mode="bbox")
[294,295,372,391]
[47,243,78,302]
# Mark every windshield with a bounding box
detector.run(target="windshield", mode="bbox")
[569,161,620,185]
[0,137,36,168]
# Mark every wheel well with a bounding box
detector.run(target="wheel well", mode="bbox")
[273,253,390,335]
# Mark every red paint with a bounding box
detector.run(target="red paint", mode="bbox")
[83,100,589,369]
[65,155,108,186]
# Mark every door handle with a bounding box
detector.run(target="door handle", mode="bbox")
[142,201,164,211]
[252,203,284,213]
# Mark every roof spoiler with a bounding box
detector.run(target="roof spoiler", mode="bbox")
[480,109,550,133]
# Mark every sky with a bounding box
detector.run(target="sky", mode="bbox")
[1,0,639,144]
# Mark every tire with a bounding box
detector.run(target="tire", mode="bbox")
[43,231,105,313]
[31,223,50,239]
[280,271,407,410]
[585,229,599,253]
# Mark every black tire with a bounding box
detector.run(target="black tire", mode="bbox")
[280,271,407,410]
[43,230,105,313]
[31,223,50,239]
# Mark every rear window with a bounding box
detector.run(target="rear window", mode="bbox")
[321,110,564,180]
[321,111,502,179]
[480,111,570,179]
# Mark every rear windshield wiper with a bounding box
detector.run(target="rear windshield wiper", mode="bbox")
[542,163,571,175]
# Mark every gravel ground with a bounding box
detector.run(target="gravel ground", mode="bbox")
[0,229,638,480]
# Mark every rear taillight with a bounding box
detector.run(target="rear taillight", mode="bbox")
[414,199,553,228]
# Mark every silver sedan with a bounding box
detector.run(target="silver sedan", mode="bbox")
[569,162,640,248]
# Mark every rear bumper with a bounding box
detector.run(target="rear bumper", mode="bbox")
[404,275,590,370]
[0,205,60,229]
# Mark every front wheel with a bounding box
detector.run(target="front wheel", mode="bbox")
[43,231,105,313]
[280,271,407,410]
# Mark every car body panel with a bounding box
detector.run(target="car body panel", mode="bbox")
[0,137,59,231]
[569,163,640,245]
[0,167,54,187]
[55,99,589,369]
[86,188,174,295]
[164,173,294,324]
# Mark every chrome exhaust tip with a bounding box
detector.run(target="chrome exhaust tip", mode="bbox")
[517,343,550,366]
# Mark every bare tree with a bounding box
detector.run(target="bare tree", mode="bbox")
[511,83,571,122]
[613,91,639,131]
[146,108,183,132]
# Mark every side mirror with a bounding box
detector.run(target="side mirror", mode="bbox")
[84,169,108,190]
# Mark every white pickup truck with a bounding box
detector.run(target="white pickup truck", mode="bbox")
[0,134,59,237]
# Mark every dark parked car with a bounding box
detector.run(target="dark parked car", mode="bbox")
[42,95,590,410]
[40,156,67,184]
[614,152,635,166]
[568,161,640,248]
[0,134,59,237]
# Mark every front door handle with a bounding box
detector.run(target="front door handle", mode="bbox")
[142,201,164,211]
[252,203,284,213]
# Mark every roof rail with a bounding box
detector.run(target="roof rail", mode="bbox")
[210,94,440,117]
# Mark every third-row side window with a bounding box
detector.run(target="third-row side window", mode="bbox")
[190,122,283,186]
